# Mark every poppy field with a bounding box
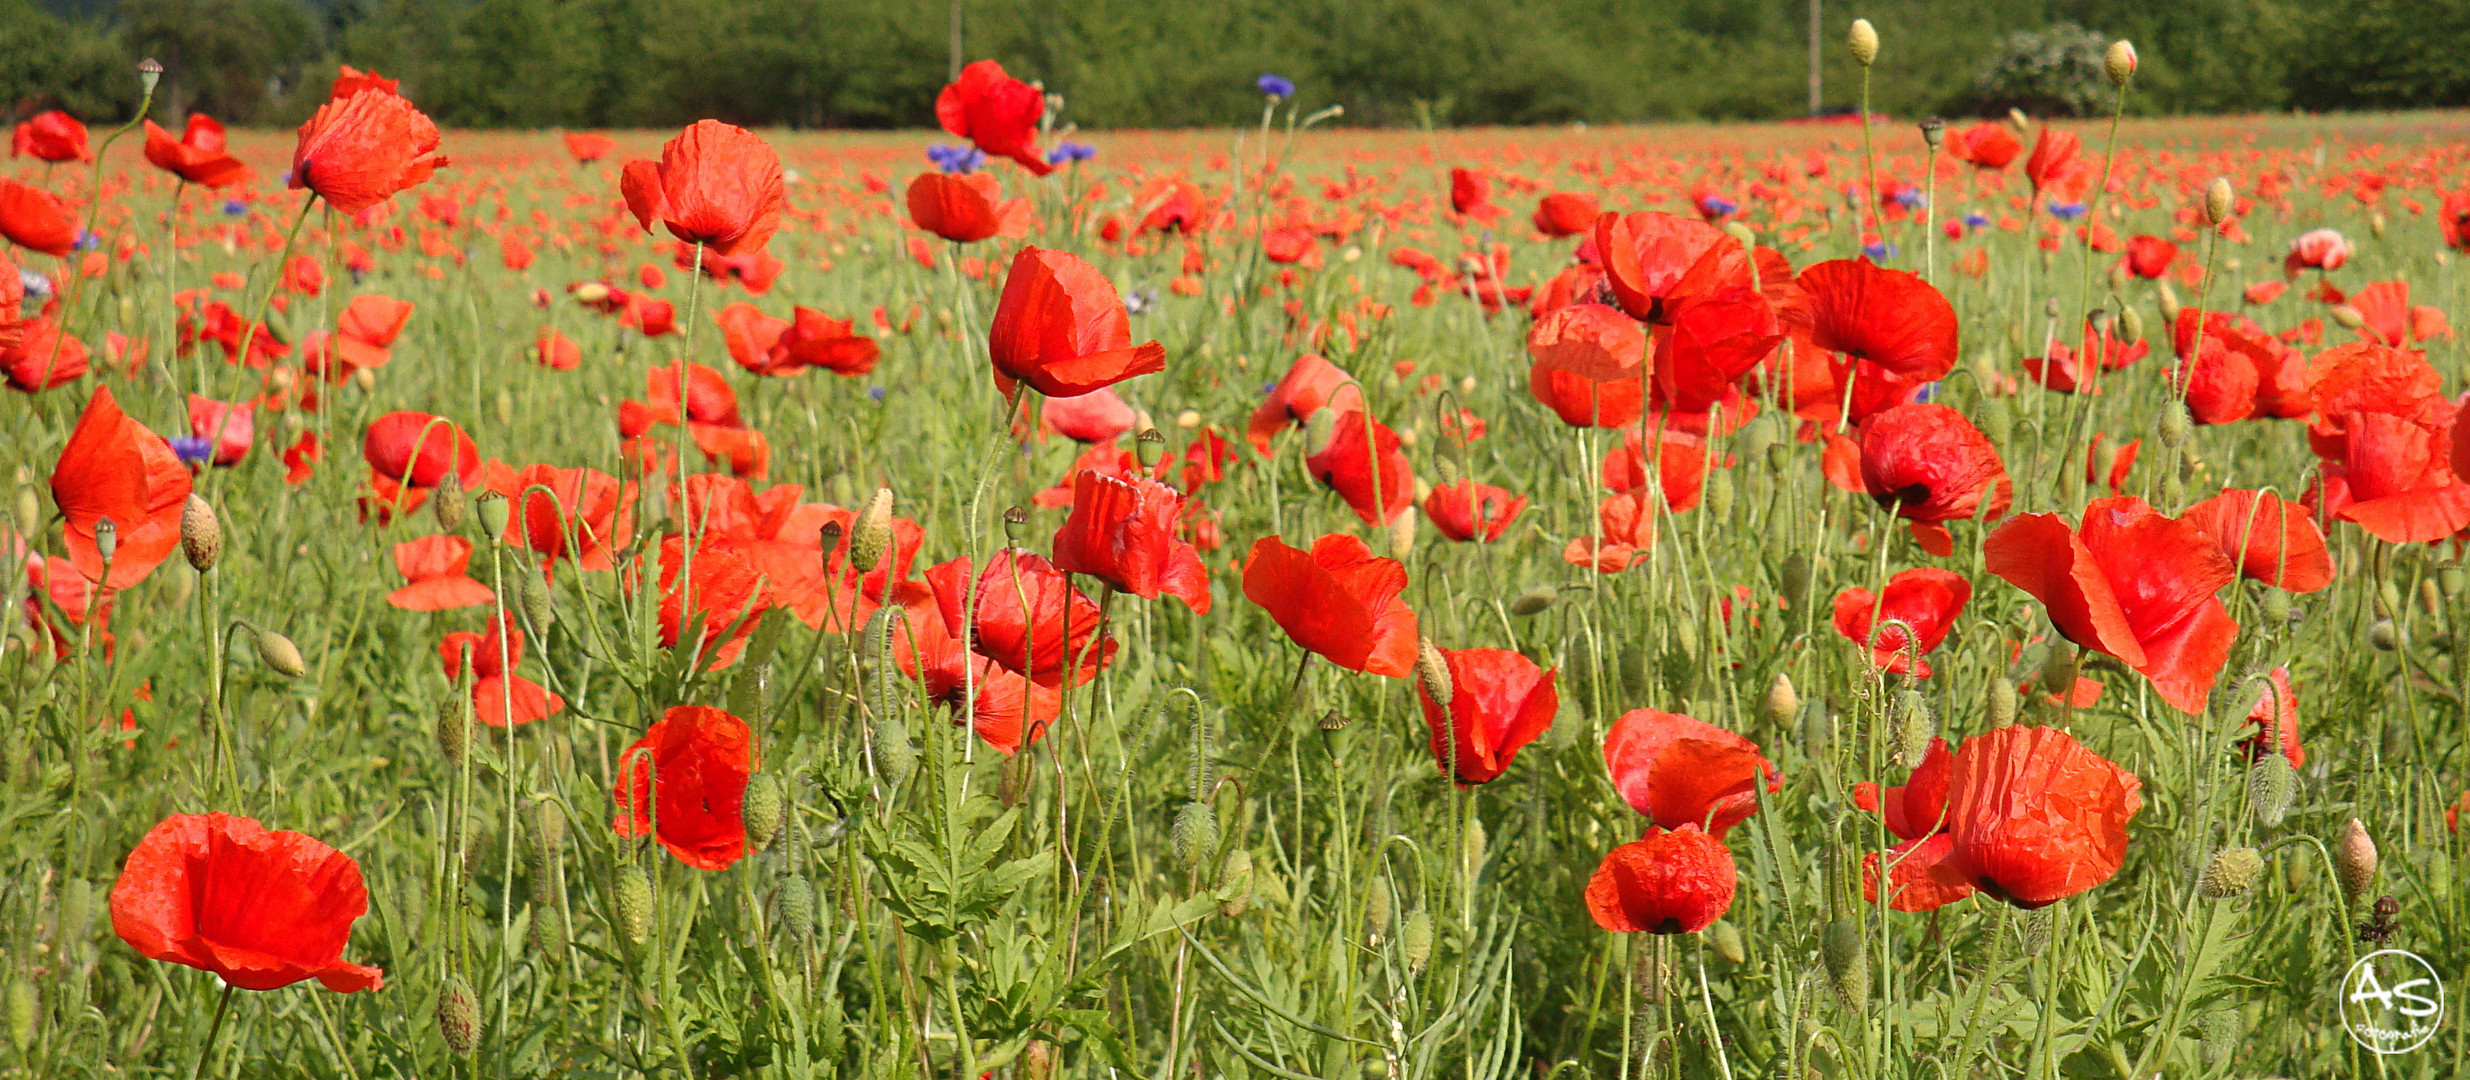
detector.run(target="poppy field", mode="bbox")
[5,41,2470,1080]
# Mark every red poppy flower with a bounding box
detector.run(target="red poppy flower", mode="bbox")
[440,612,564,726]
[109,813,384,992]
[1782,258,1959,383]
[491,462,634,571]
[1985,496,2238,714]
[1951,122,2020,170]
[1528,302,1645,383]
[13,111,89,163]
[1449,168,1503,221]
[52,386,190,591]
[1941,725,2142,908]
[1858,403,2011,526]
[883,581,1064,755]
[2179,489,2332,593]
[1603,709,1780,837]
[674,476,922,632]
[186,395,254,467]
[1250,353,1357,449]
[653,534,770,670]
[1305,410,1414,525]
[620,120,783,257]
[1051,470,1212,613]
[1038,388,1133,443]
[1585,824,1736,934]
[1599,427,1724,512]
[907,171,1002,243]
[936,60,1053,176]
[2239,666,2303,768]
[1854,740,1979,912]
[1533,192,1600,237]
[313,295,415,375]
[1530,364,1644,429]
[1656,288,1781,418]
[1422,480,1527,543]
[987,246,1167,397]
[4,320,87,391]
[2024,317,2150,393]
[1832,568,1971,676]
[1241,533,1418,677]
[386,535,493,611]
[613,705,755,871]
[2123,235,2176,279]
[362,411,479,490]
[143,115,251,187]
[0,251,20,351]
[290,86,447,216]
[925,551,1115,686]
[1417,647,1556,784]
[18,546,110,660]
[2023,127,2086,199]
[1857,737,1954,844]
[779,308,880,376]
[0,179,75,257]
[563,132,616,162]
[2285,228,2349,275]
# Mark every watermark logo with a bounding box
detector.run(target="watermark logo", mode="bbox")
[2342,949,2444,1054]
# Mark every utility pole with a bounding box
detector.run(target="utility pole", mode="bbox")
[949,0,964,80]
[1808,0,1822,114]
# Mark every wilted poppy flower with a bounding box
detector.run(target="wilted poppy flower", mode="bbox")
[1241,533,1417,677]
[1533,192,1600,237]
[2179,489,2332,593]
[621,120,784,257]
[1585,824,1736,934]
[290,85,447,215]
[907,171,1002,243]
[440,612,565,726]
[3,320,87,391]
[1417,646,1557,784]
[143,115,251,187]
[563,132,616,162]
[1051,470,1212,612]
[1858,403,2010,531]
[1423,480,1527,542]
[1941,725,2141,908]
[0,180,75,257]
[1784,258,1959,383]
[386,535,493,611]
[493,462,634,571]
[1603,708,1780,836]
[936,60,1054,176]
[1305,410,1413,525]
[13,111,89,162]
[1985,496,2237,713]
[1832,568,1971,675]
[613,705,755,871]
[362,411,479,490]
[52,386,191,590]
[2285,228,2349,275]
[1249,352,1356,449]
[186,395,254,467]
[988,246,1166,397]
[925,551,1115,686]
[109,813,384,992]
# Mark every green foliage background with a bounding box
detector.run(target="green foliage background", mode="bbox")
[0,0,2446,128]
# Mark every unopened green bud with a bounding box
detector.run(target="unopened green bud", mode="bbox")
[433,472,468,531]
[1415,638,1454,709]
[181,495,221,572]
[1172,801,1218,871]
[2337,819,2378,903]
[1762,672,1799,728]
[436,693,471,767]
[614,866,654,945]
[1847,18,1879,66]
[1987,676,2019,728]
[779,874,816,944]
[853,488,895,573]
[1508,583,1557,616]
[1365,881,1395,943]
[2200,847,2263,898]
[1401,910,1434,974]
[1217,848,1254,917]
[2204,178,2235,226]
[2249,752,2295,827]
[742,772,786,852]
[6,978,34,1052]
[2369,618,2399,651]
[2116,304,2143,343]
[256,628,307,678]
[436,974,481,1056]
[1822,917,1868,1012]
[1892,690,1934,767]
[1709,920,1746,964]
[2104,40,2137,88]
[518,565,553,633]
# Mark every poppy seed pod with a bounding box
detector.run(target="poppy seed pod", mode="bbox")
[852,488,894,573]
[475,492,508,537]
[741,772,786,852]
[1919,117,1944,148]
[433,472,468,531]
[1317,708,1352,732]
[2204,178,2235,225]
[436,974,480,1056]
[256,628,307,678]
[2199,847,2262,898]
[180,495,220,572]
[1134,427,1167,468]
[1171,800,1217,871]
[1401,910,1434,974]
[1847,19,1879,66]
[2336,819,2377,903]
[2104,40,2137,88]
[1508,583,1557,616]
[137,57,163,94]
[1762,672,1799,728]
[92,517,117,565]
[1415,638,1454,709]
[2249,752,2294,826]
[613,866,654,945]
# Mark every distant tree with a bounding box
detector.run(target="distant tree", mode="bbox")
[1970,22,2110,117]
[118,0,320,121]
[0,0,131,121]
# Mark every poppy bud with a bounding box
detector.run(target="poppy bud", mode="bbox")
[1172,800,1217,872]
[1432,455,1459,487]
[1710,919,1746,963]
[2043,296,2062,319]
[93,517,117,565]
[2200,1009,2240,1067]
[1508,583,1557,616]
[742,772,786,852]
[1401,910,1434,974]
[1780,552,1815,610]
[433,472,468,531]
[2156,282,2182,322]
[1761,672,1798,728]
[1987,676,2018,728]
[256,627,307,678]
[872,712,915,788]
[1415,638,1454,710]
[2329,305,2366,330]
[137,57,163,94]
[1847,18,1879,66]
[1892,690,1933,767]
[2006,107,2030,131]
[1918,116,1944,148]
[779,873,816,944]
[1705,471,1735,521]
[2369,618,2398,651]
[614,865,654,945]
[354,368,377,393]
[1822,917,1868,1012]
[2037,641,2077,697]
[1465,816,1488,872]
[1800,697,1833,755]
[2204,178,2235,226]
[181,495,221,573]
[2199,847,2262,898]
[475,492,509,538]
[1387,509,1416,559]
[850,488,894,574]
[518,564,553,633]
[435,693,471,767]
[1365,881,1395,943]
[436,974,480,1056]
[531,802,566,902]
[2104,40,2137,88]
[11,487,36,536]
[2248,752,2294,826]
[2115,304,2143,344]
[2336,818,2377,903]
[1304,408,1339,456]
[1217,848,1254,917]
[1134,427,1167,468]
[6,979,33,1053]
[574,281,611,305]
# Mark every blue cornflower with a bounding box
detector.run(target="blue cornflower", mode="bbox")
[169,436,213,468]
[1862,242,1898,260]
[925,143,984,174]
[19,269,52,299]
[2048,201,2088,221]
[1962,211,1991,229]
[1046,141,1097,166]
[1125,287,1157,316]
[1698,195,1738,218]
[868,386,887,403]
[1889,188,1925,209]
[1257,74,1295,99]
[72,231,101,252]
[1913,382,1939,403]
[221,200,247,216]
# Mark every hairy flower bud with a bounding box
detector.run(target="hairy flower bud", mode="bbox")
[2249,752,2295,827]
[1986,676,2019,728]
[256,628,307,678]
[436,694,471,767]
[1172,800,1218,871]
[779,873,816,944]
[2337,819,2378,903]
[1709,920,1746,964]
[614,866,654,945]
[1508,583,1557,616]
[852,488,894,573]
[518,564,553,633]
[742,772,786,852]
[2200,847,2262,898]
[1762,672,1799,729]
[1401,910,1434,974]
[1823,917,1868,1012]
[181,495,221,573]
[6,979,33,1053]
[1415,638,1454,710]
[433,472,468,531]
[1847,19,1879,66]
[2104,40,2137,88]
[1217,848,1254,917]
[436,974,481,1056]
[1365,881,1395,943]
[2204,178,2235,226]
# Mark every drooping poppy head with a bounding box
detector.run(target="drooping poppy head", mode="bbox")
[1417,646,1558,784]
[987,246,1167,398]
[1304,410,1414,526]
[290,85,447,216]
[906,171,1003,243]
[51,386,192,591]
[1983,497,2238,714]
[1857,403,2010,523]
[1585,824,1736,934]
[620,120,785,257]
[2178,489,2333,593]
[109,813,384,992]
[362,411,480,490]
[0,179,76,257]
[1050,470,1212,613]
[1240,533,1418,677]
[613,705,756,871]
[144,115,251,188]
[13,111,89,163]
[1940,725,2142,909]
[1783,259,1959,383]
[1832,567,1972,676]
[1602,709,1780,837]
[935,60,1054,176]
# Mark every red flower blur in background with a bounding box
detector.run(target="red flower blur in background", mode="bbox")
[1241,533,1417,677]
[987,246,1166,397]
[1051,470,1212,612]
[1832,567,1972,676]
[1532,192,1600,237]
[2123,234,2177,279]
[0,251,20,351]
[564,132,616,162]
[1422,479,1527,542]
[1417,646,1557,784]
[386,535,493,611]
[13,110,89,162]
[1985,496,2238,713]
[1950,122,2020,170]
[937,60,1054,176]
[1249,353,1355,450]
[1449,168,1503,221]
[2023,127,2086,200]
[52,385,191,590]
[907,171,1003,243]
[2179,489,2333,593]
[614,705,755,871]
[622,120,785,257]
[441,612,564,726]
[0,179,76,257]
[143,114,252,187]
[307,295,416,378]
[4,321,88,392]
[1602,708,1780,836]
[2284,228,2349,275]
[291,82,448,215]
[2301,342,2470,543]
[1940,725,2142,908]
[1586,824,1736,934]
[186,394,255,467]
[362,411,480,489]
[1304,410,1414,525]
[110,813,384,992]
